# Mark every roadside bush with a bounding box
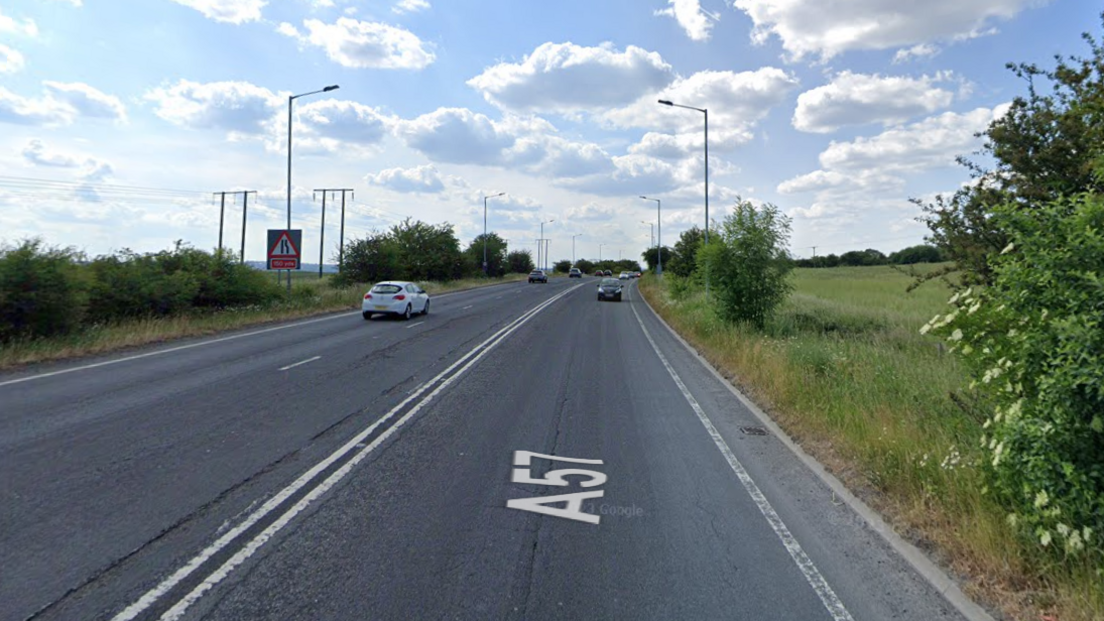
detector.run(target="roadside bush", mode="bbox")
[697,199,794,328]
[923,192,1104,563]
[507,250,534,274]
[0,238,87,341]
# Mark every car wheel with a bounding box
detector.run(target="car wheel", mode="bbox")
[422,300,430,315]
[616,295,622,302]
[403,304,412,320]
[362,311,373,320]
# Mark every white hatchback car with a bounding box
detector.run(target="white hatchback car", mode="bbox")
[362,281,429,320]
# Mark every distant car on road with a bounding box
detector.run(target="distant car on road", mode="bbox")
[634,271,642,278]
[362,281,429,320]
[568,267,582,278]
[603,270,613,277]
[619,271,632,280]
[528,270,548,283]
[597,277,623,302]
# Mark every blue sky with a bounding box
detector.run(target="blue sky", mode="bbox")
[0,0,1095,264]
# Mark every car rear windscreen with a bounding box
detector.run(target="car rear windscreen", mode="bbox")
[372,284,403,294]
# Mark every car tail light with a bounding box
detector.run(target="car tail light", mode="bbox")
[364,293,372,300]
[394,294,406,301]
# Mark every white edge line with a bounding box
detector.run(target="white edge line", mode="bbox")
[635,285,997,621]
[629,296,854,621]
[278,356,321,371]
[110,282,584,621]
[0,281,524,389]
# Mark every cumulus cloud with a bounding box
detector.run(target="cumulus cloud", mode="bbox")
[894,43,940,63]
[0,82,123,127]
[793,71,955,133]
[367,164,449,193]
[603,68,798,134]
[43,81,127,122]
[278,17,435,69]
[145,79,282,135]
[627,128,753,159]
[467,42,675,114]
[0,44,24,73]
[394,107,517,165]
[0,8,38,36]
[392,0,430,14]
[169,0,265,24]
[732,0,1045,61]
[565,202,620,221]
[296,99,391,145]
[654,0,716,42]
[21,139,79,167]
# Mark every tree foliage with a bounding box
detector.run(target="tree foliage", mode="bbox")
[697,199,793,328]
[463,233,508,277]
[640,246,671,272]
[552,259,572,273]
[917,16,1104,283]
[0,238,87,341]
[667,227,704,277]
[340,218,464,283]
[507,250,534,274]
[923,192,1104,561]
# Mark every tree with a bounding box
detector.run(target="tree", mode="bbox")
[0,238,87,341]
[464,233,508,277]
[552,259,572,273]
[889,244,944,265]
[667,227,705,277]
[388,218,464,281]
[507,250,534,273]
[839,248,888,266]
[918,16,1104,283]
[697,199,793,328]
[339,230,400,284]
[641,246,671,272]
[575,258,595,274]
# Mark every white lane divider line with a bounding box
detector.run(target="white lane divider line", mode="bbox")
[629,301,855,621]
[278,356,321,371]
[462,305,473,310]
[110,283,587,621]
[405,322,425,330]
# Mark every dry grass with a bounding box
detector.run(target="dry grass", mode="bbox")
[0,273,526,370]
[639,267,1103,621]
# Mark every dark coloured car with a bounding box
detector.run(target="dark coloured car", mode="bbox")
[568,267,582,278]
[528,270,548,283]
[597,277,622,302]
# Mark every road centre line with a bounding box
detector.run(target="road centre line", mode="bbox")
[111,283,585,621]
[278,356,320,371]
[462,305,473,310]
[629,299,854,621]
[0,283,524,388]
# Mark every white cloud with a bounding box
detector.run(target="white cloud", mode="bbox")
[392,0,430,14]
[296,99,391,145]
[628,128,753,159]
[0,44,25,73]
[43,81,126,122]
[467,42,675,114]
[169,0,265,24]
[145,79,282,135]
[603,68,798,135]
[565,202,620,221]
[21,139,79,167]
[559,153,687,196]
[893,43,939,63]
[47,0,82,5]
[0,8,38,36]
[394,107,517,165]
[793,71,955,133]
[732,0,1046,61]
[654,0,716,42]
[367,165,449,193]
[278,17,435,69]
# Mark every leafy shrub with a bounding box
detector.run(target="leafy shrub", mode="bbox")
[923,192,1104,561]
[697,199,794,328]
[507,250,534,274]
[0,238,87,341]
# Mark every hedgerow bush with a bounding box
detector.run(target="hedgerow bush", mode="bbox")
[0,238,87,341]
[923,192,1104,563]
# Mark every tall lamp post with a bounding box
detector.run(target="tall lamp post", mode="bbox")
[640,196,661,275]
[640,221,654,251]
[658,99,707,290]
[287,84,339,292]
[599,243,605,263]
[571,233,582,266]
[483,191,505,275]
[539,218,554,271]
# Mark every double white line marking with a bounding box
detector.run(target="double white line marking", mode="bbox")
[112,284,583,621]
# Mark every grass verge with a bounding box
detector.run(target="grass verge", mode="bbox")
[0,273,526,370]
[638,266,1103,621]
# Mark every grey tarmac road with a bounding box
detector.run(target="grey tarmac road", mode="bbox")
[0,276,976,621]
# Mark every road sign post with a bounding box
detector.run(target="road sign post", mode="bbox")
[267,230,302,293]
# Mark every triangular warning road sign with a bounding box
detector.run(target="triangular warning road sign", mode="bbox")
[269,231,300,258]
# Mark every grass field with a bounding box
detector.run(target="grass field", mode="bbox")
[640,265,1103,621]
[0,273,526,370]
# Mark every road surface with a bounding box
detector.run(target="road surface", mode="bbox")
[0,277,974,620]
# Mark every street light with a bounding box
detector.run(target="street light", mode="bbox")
[640,221,654,250]
[571,233,582,266]
[658,99,707,246]
[539,218,554,271]
[286,84,339,292]
[640,196,661,275]
[599,243,605,263]
[483,192,505,275]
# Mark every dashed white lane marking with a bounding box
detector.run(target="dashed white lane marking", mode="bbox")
[278,356,321,371]
[405,321,425,330]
